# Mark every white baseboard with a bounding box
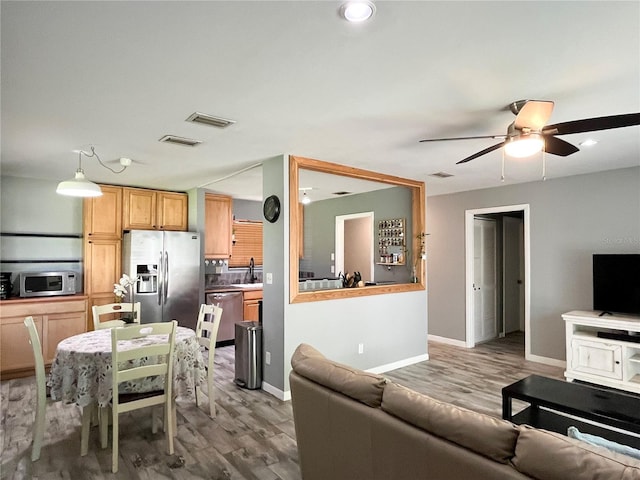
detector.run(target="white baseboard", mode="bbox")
[262,381,291,401]
[526,353,566,369]
[367,353,429,375]
[428,335,467,348]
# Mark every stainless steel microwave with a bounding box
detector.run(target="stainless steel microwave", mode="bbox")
[19,271,77,298]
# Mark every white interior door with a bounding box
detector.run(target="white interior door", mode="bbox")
[503,216,524,334]
[474,218,497,343]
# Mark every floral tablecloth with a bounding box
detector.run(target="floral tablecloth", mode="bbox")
[48,326,206,408]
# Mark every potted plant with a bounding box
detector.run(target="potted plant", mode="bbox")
[113,274,138,322]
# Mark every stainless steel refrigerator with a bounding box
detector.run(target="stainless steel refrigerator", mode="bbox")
[122,230,201,329]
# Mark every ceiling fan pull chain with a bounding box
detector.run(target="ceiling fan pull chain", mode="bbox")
[501,150,505,182]
[542,147,547,181]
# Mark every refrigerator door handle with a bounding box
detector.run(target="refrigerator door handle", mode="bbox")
[164,251,169,304]
[158,251,164,306]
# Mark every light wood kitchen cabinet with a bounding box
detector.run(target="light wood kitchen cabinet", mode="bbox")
[84,185,123,330]
[84,238,121,296]
[123,187,188,231]
[0,297,87,379]
[83,185,122,239]
[84,235,121,331]
[242,289,263,321]
[205,193,232,258]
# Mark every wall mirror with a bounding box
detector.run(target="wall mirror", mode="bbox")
[289,155,425,303]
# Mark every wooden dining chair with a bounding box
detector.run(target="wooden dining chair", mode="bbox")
[194,303,223,418]
[92,302,141,330]
[102,321,177,473]
[23,316,46,461]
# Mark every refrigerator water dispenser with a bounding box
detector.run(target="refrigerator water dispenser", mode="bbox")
[136,265,158,293]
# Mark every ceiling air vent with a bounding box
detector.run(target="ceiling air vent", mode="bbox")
[186,112,236,128]
[429,171,454,178]
[158,135,202,147]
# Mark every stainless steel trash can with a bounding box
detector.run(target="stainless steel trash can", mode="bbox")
[234,321,263,389]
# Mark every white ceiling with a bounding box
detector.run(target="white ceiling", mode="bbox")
[2,1,639,202]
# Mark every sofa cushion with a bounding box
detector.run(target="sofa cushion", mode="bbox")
[381,382,520,464]
[290,343,386,408]
[512,426,640,480]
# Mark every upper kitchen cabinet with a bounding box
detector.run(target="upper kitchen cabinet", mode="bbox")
[204,193,232,258]
[83,185,122,239]
[123,187,188,231]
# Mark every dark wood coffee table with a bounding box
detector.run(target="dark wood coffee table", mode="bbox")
[502,375,640,449]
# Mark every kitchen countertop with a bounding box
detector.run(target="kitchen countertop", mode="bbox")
[205,283,263,293]
[0,293,88,304]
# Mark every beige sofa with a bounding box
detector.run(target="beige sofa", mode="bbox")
[289,343,640,480]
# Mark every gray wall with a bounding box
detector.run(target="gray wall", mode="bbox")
[427,166,640,361]
[262,156,428,394]
[0,176,84,291]
[233,198,262,221]
[302,186,413,283]
[261,155,288,391]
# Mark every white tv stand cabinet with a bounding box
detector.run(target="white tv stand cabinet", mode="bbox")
[563,310,640,394]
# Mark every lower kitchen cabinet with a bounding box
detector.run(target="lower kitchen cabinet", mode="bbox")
[243,289,263,321]
[0,296,87,379]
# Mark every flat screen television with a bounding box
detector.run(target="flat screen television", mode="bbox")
[593,254,640,316]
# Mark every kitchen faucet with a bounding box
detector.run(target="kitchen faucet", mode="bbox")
[249,257,257,283]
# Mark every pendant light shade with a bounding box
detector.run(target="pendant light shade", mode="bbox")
[56,146,129,198]
[56,169,102,197]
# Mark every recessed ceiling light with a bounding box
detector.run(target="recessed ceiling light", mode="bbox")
[339,1,376,22]
[579,139,598,147]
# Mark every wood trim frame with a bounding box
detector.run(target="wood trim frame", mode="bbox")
[289,155,426,304]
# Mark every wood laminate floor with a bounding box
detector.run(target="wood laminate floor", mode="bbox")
[1,333,563,479]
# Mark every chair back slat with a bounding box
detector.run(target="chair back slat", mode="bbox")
[93,302,141,330]
[117,364,169,383]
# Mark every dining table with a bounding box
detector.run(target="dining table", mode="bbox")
[48,325,206,408]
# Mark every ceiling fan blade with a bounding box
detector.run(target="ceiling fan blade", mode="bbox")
[419,134,505,143]
[543,136,579,157]
[543,113,640,135]
[514,100,555,131]
[456,142,505,164]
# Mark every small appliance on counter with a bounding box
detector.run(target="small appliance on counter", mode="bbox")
[0,272,13,299]
[18,271,77,297]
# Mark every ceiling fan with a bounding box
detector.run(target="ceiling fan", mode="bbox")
[419,100,640,164]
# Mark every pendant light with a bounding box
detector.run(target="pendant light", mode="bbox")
[56,146,129,197]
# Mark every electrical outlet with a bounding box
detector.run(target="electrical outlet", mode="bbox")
[266,272,273,284]
[265,351,271,365]
[358,343,364,354]
[330,265,335,273]
[331,252,335,261]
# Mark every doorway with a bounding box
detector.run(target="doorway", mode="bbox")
[335,212,374,281]
[465,204,530,359]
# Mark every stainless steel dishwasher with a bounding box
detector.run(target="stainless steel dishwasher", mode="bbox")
[206,291,243,346]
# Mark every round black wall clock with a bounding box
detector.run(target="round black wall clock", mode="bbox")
[263,195,281,223]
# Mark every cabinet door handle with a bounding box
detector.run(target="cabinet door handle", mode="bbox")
[615,361,621,364]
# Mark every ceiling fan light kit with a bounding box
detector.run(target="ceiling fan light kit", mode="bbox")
[504,133,544,158]
[419,100,640,176]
